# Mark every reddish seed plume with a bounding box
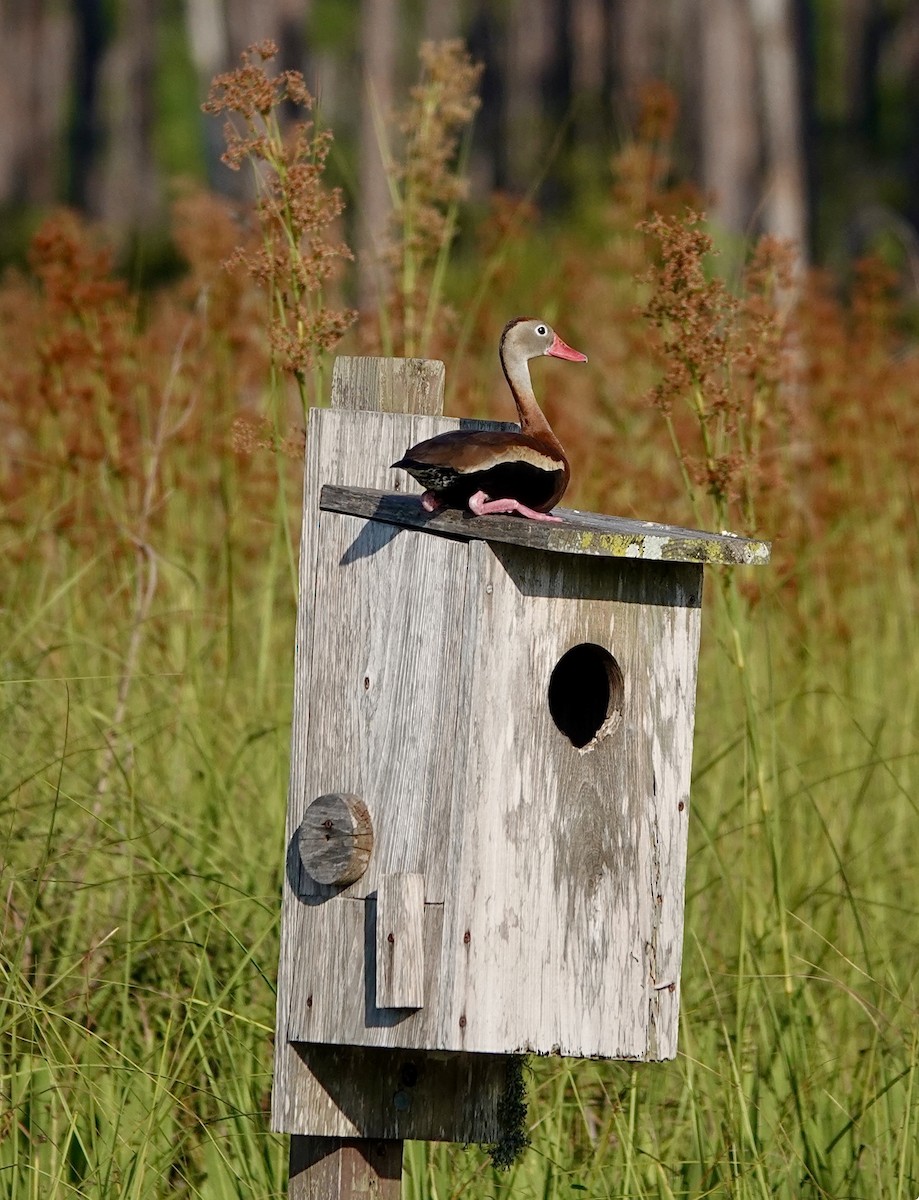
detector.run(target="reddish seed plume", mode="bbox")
[0,63,914,631]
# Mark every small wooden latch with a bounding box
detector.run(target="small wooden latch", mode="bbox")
[298,792,373,886]
[376,873,425,1010]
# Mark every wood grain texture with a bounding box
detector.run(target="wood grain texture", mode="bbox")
[320,484,772,565]
[293,411,476,904]
[275,380,709,1150]
[331,355,445,414]
[278,1045,511,1141]
[278,412,517,1055]
[437,542,702,1057]
[289,1136,402,1200]
[644,570,702,1058]
[274,366,514,1145]
[279,497,702,1057]
[299,793,373,887]
[376,874,426,1010]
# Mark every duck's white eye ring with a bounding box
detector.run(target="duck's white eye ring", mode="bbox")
[536,324,547,336]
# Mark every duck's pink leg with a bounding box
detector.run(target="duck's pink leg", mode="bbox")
[420,490,444,512]
[468,490,562,523]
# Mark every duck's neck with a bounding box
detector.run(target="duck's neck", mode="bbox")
[501,351,559,446]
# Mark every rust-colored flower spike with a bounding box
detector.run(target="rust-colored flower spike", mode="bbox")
[640,210,736,410]
[203,41,355,401]
[385,39,484,357]
[639,209,759,530]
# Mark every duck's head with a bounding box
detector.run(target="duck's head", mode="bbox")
[500,317,588,364]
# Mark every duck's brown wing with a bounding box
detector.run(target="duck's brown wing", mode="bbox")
[392,429,563,474]
[392,430,569,512]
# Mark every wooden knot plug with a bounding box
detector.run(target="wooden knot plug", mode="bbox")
[298,792,373,886]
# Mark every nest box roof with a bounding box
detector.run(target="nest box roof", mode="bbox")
[320,485,771,567]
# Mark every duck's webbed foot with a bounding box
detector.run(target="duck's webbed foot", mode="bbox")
[420,490,444,512]
[467,490,562,523]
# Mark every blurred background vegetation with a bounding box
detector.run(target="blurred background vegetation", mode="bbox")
[2,4,919,1199]
[3,0,919,286]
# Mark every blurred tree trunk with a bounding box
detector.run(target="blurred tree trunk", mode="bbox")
[225,0,308,67]
[843,0,881,130]
[423,0,460,41]
[697,0,759,239]
[570,0,612,165]
[225,0,273,54]
[356,0,396,312]
[0,1,73,206]
[504,0,554,191]
[186,0,311,197]
[87,0,159,231]
[610,0,667,121]
[886,1,919,237]
[185,0,229,190]
[748,0,809,254]
[571,0,606,98]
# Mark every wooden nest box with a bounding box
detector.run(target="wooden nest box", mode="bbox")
[272,357,769,1152]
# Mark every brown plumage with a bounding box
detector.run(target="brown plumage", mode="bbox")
[391,317,588,522]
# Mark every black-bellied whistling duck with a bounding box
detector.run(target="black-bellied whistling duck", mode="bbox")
[391,317,587,522]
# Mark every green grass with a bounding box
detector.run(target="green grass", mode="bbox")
[2,83,918,1191]
[3,427,917,1198]
[1,486,294,1197]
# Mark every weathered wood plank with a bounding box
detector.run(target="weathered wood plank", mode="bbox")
[274,367,514,1150]
[294,412,475,903]
[436,542,702,1057]
[376,874,426,1010]
[331,355,445,414]
[298,793,373,887]
[285,881,444,1048]
[281,525,701,1058]
[274,409,495,1097]
[279,1044,510,1141]
[275,358,446,1183]
[644,582,701,1058]
[289,1136,402,1200]
[320,483,772,566]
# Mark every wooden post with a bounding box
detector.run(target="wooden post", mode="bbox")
[289,1137,402,1200]
[275,351,770,1195]
[287,354,446,1198]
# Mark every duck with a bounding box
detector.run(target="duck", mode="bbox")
[391,317,587,522]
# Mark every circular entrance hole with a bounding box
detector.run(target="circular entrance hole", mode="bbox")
[548,643,624,750]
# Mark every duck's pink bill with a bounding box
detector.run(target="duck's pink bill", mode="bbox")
[547,333,588,363]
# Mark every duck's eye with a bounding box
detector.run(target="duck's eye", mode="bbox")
[536,324,547,336]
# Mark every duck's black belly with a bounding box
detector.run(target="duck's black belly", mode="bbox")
[403,459,566,512]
